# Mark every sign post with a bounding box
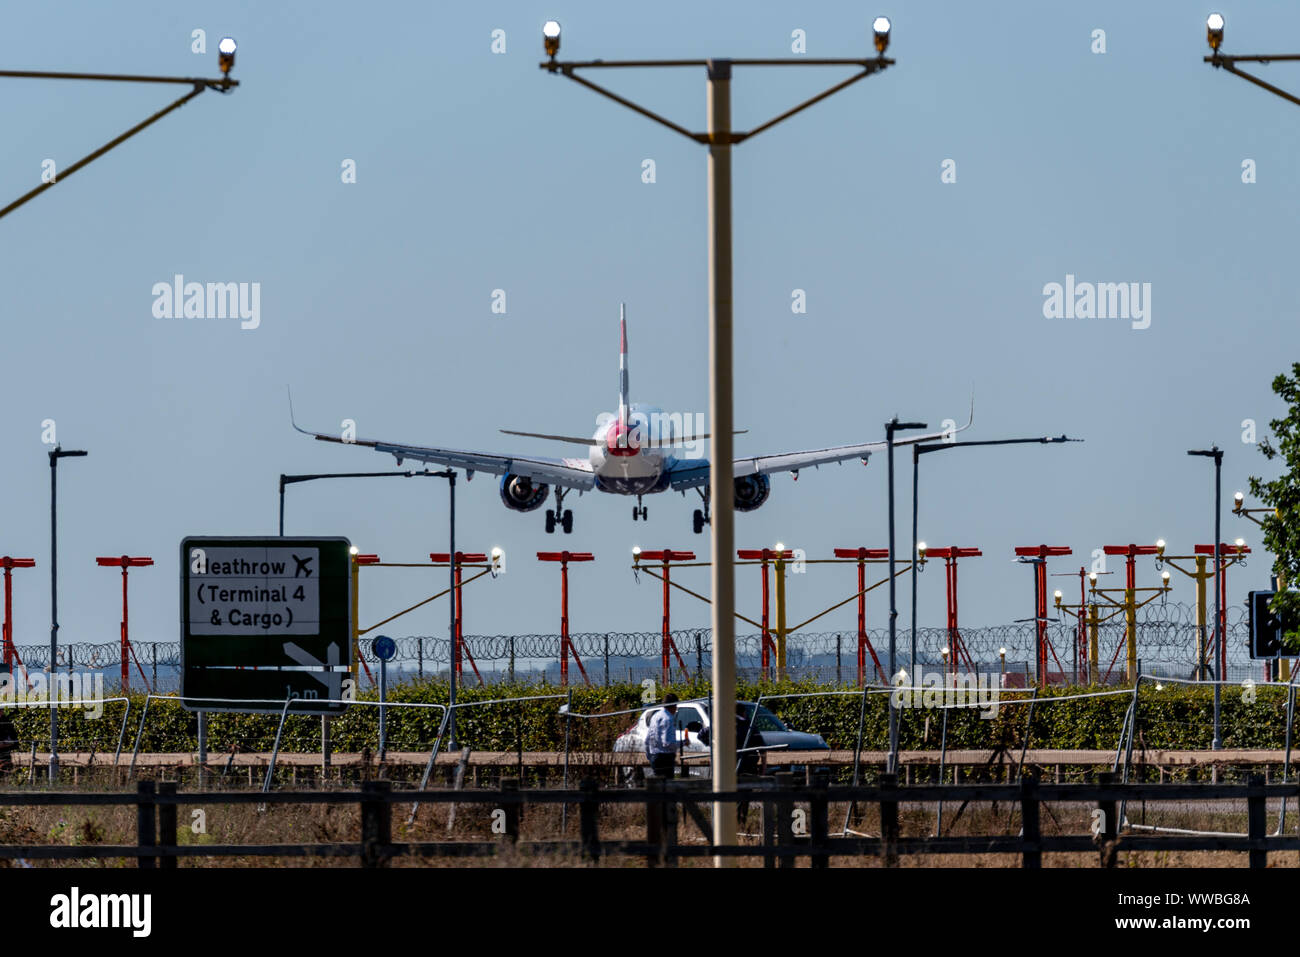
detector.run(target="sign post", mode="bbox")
[181,537,353,714]
[373,634,396,759]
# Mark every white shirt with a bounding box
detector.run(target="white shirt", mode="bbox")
[645,708,678,756]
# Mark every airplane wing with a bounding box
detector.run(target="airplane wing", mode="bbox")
[668,404,974,491]
[291,412,596,491]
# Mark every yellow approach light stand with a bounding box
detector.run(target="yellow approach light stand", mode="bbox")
[1154,540,1249,681]
[1053,567,1113,685]
[1089,546,1172,683]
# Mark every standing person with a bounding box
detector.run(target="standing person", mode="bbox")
[736,704,761,777]
[645,692,679,779]
[0,712,17,771]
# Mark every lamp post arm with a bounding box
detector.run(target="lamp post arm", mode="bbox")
[1216,60,1300,109]
[0,82,209,222]
[737,64,888,142]
[547,67,704,143]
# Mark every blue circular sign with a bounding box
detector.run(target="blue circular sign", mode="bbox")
[373,635,397,662]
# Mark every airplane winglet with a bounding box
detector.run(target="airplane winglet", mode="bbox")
[287,386,311,436]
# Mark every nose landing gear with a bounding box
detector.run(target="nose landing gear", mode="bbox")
[632,496,648,521]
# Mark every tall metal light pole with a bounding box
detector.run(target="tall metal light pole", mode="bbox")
[538,16,895,861]
[48,445,86,783]
[908,435,1081,677]
[885,419,926,769]
[1189,446,1224,749]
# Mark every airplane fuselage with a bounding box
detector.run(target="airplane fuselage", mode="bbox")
[588,403,682,496]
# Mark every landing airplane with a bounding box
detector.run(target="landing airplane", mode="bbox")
[291,305,971,534]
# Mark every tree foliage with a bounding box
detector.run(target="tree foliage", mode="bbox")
[1247,362,1300,651]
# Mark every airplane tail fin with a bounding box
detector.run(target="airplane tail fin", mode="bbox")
[619,303,629,430]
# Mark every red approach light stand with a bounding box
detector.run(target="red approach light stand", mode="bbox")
[1015,546,1072,686]
[538,551,593,686]
[1195,543,1250,682]
[430,552,486,687]
[833,548,890,685]
[926,547,981,674]
[635,550,695,685]
[1,557,35,682]
[737,548,794,681]
[94,555,154,693]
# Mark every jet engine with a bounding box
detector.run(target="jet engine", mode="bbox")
[499,474,550,512]
[733,473,771,512]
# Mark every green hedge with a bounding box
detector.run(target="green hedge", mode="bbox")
[6,678,1294,754]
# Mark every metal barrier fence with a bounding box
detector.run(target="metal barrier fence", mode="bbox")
[0,774,1295,868]
[5,602,1269,688]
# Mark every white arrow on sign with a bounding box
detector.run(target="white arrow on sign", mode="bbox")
[283,641,342,694]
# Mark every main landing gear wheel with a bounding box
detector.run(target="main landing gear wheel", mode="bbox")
[545,511,556,534]
[561,509,573,534]
[692,488,711,534]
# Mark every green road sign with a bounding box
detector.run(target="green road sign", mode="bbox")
[181,536,353,714]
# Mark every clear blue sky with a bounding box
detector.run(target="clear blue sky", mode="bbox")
[1,0,1297,652]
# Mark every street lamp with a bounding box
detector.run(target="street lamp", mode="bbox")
[218,37,237,75]
[540,23,896,859]
[543,20,561,58]
[281,468,461,744]
[1206,13,1225,52]
[908,434,1080,679]
[1188,446,1225,749]
[873,17,892,54]
[48,445,87,783]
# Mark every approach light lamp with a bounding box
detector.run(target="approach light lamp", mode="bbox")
[1234,538,1245,549]
[349,545,360,556]
[774,542,785,554]
[1155,539,1166,559]
[872,16,891,54]
[940,646,949,658]
[1161,570,1171,587]
[1206,13,1225,52]
[1054,589,1063,607]
[917,541,927,559]
[543,20,561,57]
[1233,491,1245,512]
[999,647,1007,657]
[218,37,237,74]
[1089,571,1097,585]
[490,546,505,573]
